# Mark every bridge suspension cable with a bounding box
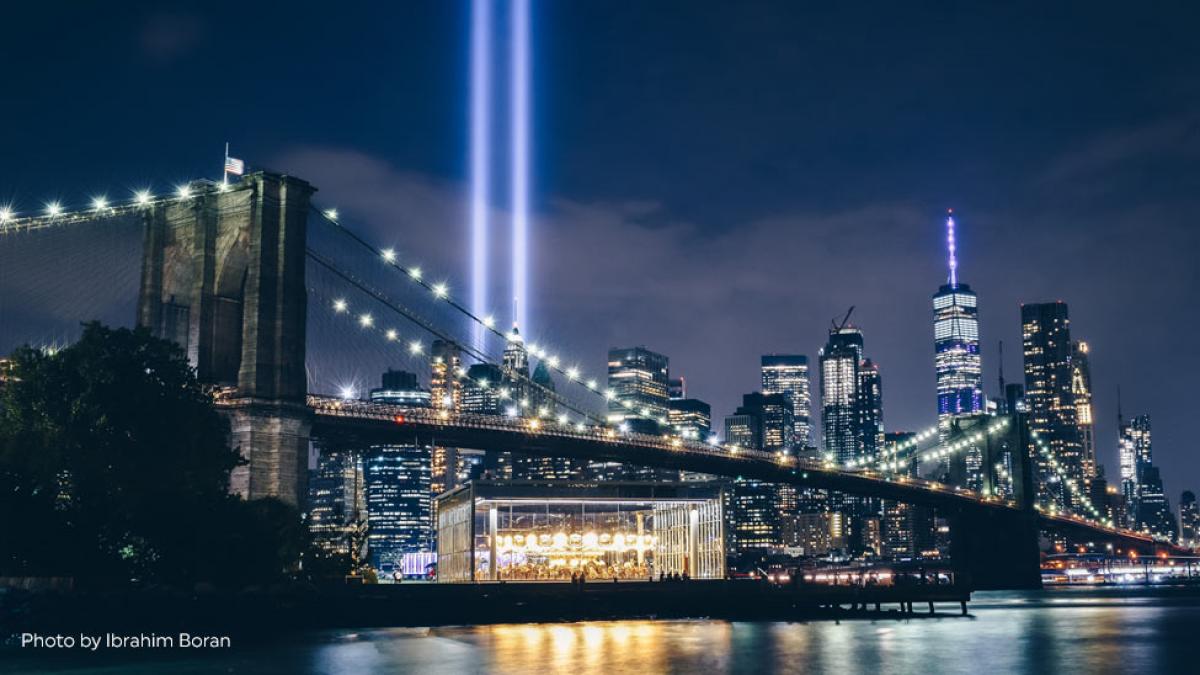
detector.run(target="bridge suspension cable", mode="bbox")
[306,247,609,428]
[310,207,615,408]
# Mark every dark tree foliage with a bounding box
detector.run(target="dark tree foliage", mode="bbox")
[0,322,303,588]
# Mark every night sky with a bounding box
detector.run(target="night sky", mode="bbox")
[1,2,1198,500]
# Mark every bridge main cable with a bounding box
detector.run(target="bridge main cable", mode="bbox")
[305,247,609,427]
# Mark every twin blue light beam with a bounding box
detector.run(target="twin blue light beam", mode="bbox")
[470,0,492,352]
[510,0,530,334]
[471,0,532,350]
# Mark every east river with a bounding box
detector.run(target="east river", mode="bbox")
[5,588,1196,674]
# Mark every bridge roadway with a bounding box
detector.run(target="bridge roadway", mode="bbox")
[282,394,1178,555]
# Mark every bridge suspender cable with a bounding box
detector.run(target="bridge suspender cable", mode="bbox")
[310,207,613,406]
[305,247,609,427]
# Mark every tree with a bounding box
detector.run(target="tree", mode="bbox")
[0,322,302,587]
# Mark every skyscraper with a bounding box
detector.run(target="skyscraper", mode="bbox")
[857,359,884,460]
[370,369,432,407]
[607,346,670,434]
[1021,302,1083,508]
[1071,341,1098,480]
[1119,413,1153,519]
[1180,491,1199,549]
[430,340,462,411]
[307,445,363,558]
[668,397,711,441]
[365,370,435,573]
[820,325,864,465]
[761,354,811,448]
[512,360,582,480]
[819,318,882,555]
[723,393,792,553]
[1134,465,1177,541]
[429,341,462,500]
[933,211,983,429]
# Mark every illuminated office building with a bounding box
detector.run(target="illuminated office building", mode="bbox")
[761,354,811,448]
[858,359,884,460]
[668,376,686,400]
[430,341,462,499]
[669,397,711,441]
[607,346,670,434]
[820,326,864,465]
[1071,341,1097,480]
[1180,491,1199,549]
[430,340,462,411]
[1135,465,1177,542]
[370,369,432,407]
[307,444,364,557]
[364,443,433,572]
[933,212,983,487]
[363,370,435,572]
[512,361,582,480]
[723,393,792,553]
[1119,413,1153,519]
[1021,302,1083,508]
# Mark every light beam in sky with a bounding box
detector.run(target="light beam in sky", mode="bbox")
[470,0,492,352]
[510,0,530,334]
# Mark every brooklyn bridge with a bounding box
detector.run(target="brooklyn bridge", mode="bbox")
[0,172,1184,590]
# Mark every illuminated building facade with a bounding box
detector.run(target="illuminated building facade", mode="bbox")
[1180,491,1199,549]
[857,359,884,460]
[436,481,725,582]
[669,398,711,441]
[723,393,793,553]
[820,326,864,465]
[364,443,433,572]
[761,354,811,448]
[1134,465,1177,541]
[363,369,435,571]
[370,369,432,408]
[307,444,364,557]
[933,212,983,489]
[607,346,670,434]
[1070,341,1097,479]
[1119,414,1153,520]
[431,340,462,410]
[1021,302,1083,508]
[430,341,462,499]
[512,362,583,480]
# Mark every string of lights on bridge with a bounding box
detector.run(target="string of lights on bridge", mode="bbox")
[0,182,240,233]
[314,207,618,410]
[324,292,611,431]
[0,180,1148,540]
[1029,430,1107,525]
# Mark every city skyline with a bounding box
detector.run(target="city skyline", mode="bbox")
[0,2,1196,504]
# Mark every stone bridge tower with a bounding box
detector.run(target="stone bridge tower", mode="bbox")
[137,172,312,505]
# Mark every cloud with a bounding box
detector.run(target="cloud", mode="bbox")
[140,11,206,65]
[275,145,936,432]
[1037,113,1200,185]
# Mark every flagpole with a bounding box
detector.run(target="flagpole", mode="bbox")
[223,142,229,186]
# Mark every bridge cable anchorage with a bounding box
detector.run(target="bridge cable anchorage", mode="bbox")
[309,206,612,405]
[306,248,609,428]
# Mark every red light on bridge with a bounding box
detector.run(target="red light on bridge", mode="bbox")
[393,415,405,425]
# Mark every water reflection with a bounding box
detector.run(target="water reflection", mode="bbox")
[5,591,1196,674]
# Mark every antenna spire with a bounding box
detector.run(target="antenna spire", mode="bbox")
[1117,385,1124,427]
[946,208,958,287]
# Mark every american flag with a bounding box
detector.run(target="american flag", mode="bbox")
[224,156,245,176]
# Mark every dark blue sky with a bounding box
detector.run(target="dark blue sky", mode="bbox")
[1,2,1198,500]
